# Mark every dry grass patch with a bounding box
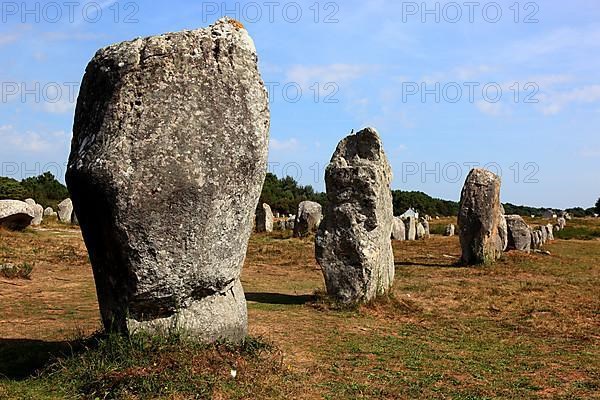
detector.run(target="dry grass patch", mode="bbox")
[0,222,599,399]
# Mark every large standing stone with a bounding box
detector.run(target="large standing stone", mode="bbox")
[293,201,322,238]
[315,128,394,303]
[57,198,74,223]
[557,217,566,230]
[66,19,270,342]
[0,200,34,230]
[404,216,417,241]
[391,217,405,241]
[444,224,455,237]
[458,168,504,265]
[505,215,531,253]
[255,203,274,232]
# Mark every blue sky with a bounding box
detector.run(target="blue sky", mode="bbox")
[0,0,598,209]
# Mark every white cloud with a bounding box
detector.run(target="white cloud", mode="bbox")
[506,26,600,61]
[270,138,301,152]
[476,100,505,117]
[286,64,375,89]
[0,33,20,46]
[0,125,68,153]
[578,148,600,158]
[453,65,494,81]
[42,32,107,42]
[538,85,600,115]
[42,99,76,114]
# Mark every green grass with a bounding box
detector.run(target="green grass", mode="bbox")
[0,332,287,400]
[555,226,600,240]
[2,226,599,399]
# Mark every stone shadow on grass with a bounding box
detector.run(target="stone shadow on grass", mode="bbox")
[245,292,315,305]
[395,260,462,268]
[0,337,88,380]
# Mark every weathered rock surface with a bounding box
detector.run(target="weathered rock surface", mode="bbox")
[57,198,74,223]
[391,217,405,241]
[505,215,531,253]
[458,168,504,265]
[404,216,417,241]
[0,200,35,230]
[557,217,566,230]
[444,224,455,237]
[315,128,394,303]
[255,203,274,232]
[44,207,56,217]
[66,18,270,342]
[293,201,322,237]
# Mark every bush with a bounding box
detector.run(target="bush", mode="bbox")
[0,262,34,279]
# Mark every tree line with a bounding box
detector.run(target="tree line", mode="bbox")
[0,172,69,210]
[259,174,600,218]
[2,172,599,218]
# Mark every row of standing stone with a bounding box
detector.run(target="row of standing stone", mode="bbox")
[56,19,569,343]
[456,169,564,264]
[256,201,323,238]
[0,197,78,230]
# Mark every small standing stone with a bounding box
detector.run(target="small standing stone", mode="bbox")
[416,222,426,240]
[24,199,44,226]
[539,226,548,244]
[458,168,504,265]
[546,224,554,241]
[255,203,274,233]
[391,217,406,241]
[444,224,455,237]
[505,215,531,253]
[293,201,322,238]
[421,219,430,238]
[404,216,417,241]
[57,198,74,223]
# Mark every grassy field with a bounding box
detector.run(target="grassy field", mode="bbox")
[0,218,599,399]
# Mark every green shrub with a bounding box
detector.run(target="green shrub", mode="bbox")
[0,262,34,279]
[555,227,600,240]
